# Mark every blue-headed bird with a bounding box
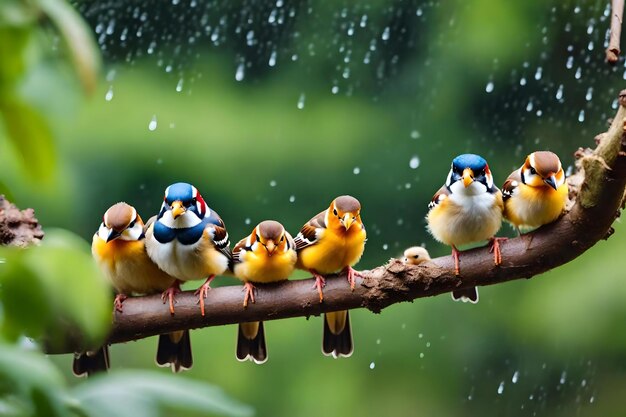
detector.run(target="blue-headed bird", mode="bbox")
[426,154,504,303]
[75,202,192,376]
[502,151,568,235]
[232,220,297,364]
[145,182,231,316]
[294,195,366,358]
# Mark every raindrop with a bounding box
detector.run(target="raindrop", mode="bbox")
[416,8,423,16]
[419,352,424,358]
[176,78,184,92]
[520,77,527,86]
[269,50,277,67]
[526,100,534,112]
[418,333,423,338]
[555,84,563,100]
[409,156,420,169]
[581,379,587,387]
[289,195,296,203]
[381,26,390,41]
[376,338,381,345]
[497,381,505,395]
[566,56,574,69]
[369,362,375,370]
[353,166,360,175]
[235,63,245,81]
[382,243,388,250]
[105,86,114,101]
[360,14,368,27]
[575,67,582,79]
[148,115,158,131]
[512,371,520,384]
[534,67,543,80]
[410,130,420,139]
[590,396,595,403]
[588,41,594,51]
[297,93,306,109]
[578,110,585,122]
[574,5,580,13]
[269,180,277,187]
[331,85,339,94]
[560,371,567,384]
[485,81,494,93]
[585,87,593,101]
[245,218,251,225]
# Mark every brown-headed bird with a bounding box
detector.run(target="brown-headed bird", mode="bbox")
[502,151,568,235]
[294,195,366,358]
[79,202,192,375]
[232,220,297,364]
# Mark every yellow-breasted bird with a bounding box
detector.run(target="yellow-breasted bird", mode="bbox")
[502,151,568,235]
[232,220,297,364]
[294,195,366,358]
[426,154,504,303]
[76,202,193,376]
[145,182,231,316]
[403,246,431,265]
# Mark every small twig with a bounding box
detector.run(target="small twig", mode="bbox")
[607,0,625,65]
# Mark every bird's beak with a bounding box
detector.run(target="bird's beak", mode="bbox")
[106,229,121,243]
[265,240,276,256]
[342,214,354,230]
[544,175,558,190]
[171,200,186,219]
[462,168,474,188]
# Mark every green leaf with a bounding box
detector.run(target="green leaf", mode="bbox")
[72,371,254,417]
[36,0,101,95]
[0,25,31,89]
[0,94,56,181]
[0,342,69,417]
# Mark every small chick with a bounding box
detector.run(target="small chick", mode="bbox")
[402,246,431,265]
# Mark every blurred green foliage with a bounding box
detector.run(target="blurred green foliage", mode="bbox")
[1,0,626,416]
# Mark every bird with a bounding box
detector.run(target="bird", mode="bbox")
[403,246,431,265]
[77,202,192,376]
[294,195,366,358]
[231,220,297,364]
[145,182,231,316]
[502,151,568,235]
[426,154,504,304]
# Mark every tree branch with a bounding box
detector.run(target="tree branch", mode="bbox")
[607,0,625,65]
[46,93,626,355]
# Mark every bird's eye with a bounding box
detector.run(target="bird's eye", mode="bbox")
[333,209,338,216]
[256,234,261,241]
[128,219,136,229]
[414,255,419,258]
[530,167,537,175]
[280,236,284,242]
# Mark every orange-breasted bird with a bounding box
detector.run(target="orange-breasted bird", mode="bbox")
[426,154,504,303]
[232,220,297,364]
[76,202,192,376]
[502,151,568,235]
[294,195,366,358]
[145,182,231,316]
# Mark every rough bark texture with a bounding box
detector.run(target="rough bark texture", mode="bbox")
[46,95,626,354]
[0,195,44,247]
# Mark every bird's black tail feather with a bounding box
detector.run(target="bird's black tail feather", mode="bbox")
[156,330,193,372]
[72,345,110,377]
[323,310,353,358]
[452,287,479,303]
[236,321,267,364]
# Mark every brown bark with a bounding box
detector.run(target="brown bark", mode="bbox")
[0,195,44,247]
[46,93,626,354]
[607,0,625,64]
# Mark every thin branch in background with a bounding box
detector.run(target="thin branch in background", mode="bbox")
[607,0,625,65]
[44,91,626,355]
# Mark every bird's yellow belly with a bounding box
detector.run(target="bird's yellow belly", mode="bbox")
[427,200,502,247]
[297,229,366,274]
[234,251,297,283]
[504,184,567,228]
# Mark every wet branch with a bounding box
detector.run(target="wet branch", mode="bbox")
[47,92,626,354]
[607,0,625,64]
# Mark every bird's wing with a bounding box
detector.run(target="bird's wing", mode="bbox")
[294,210,326,251]
[231,236,250,265]
[285,230,296,252]
[428,185,450,210]
[502,169,522,202]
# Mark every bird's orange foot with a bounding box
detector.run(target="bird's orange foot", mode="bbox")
[310,270,326,303]
[161,281,182,315]
[451,246,461,276]
[242,282,256,308]
[114,293,127,313]
[344,266,362,291]
[194,275,216,316]
[489,237,507,266]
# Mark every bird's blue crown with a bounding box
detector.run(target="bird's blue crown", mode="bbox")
[452,154,487,171]
[165,182,194,204]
